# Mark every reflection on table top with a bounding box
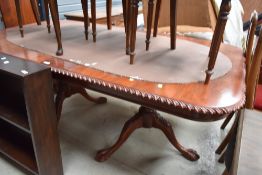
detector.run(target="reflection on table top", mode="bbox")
[0,30,245,121]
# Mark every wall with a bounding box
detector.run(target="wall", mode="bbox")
[57,0,122,19]
[0,0,36,28]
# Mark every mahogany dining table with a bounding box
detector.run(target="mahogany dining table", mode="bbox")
[0,24,246,162]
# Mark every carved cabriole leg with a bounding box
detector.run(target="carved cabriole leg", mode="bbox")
[30,0,41,25]
[55,81,107,121]
[81,0,89,40]
[44,0,51,33]
[14,0,24,37]
[49,0,63,56]
[106,0,112,30]
[205,0,231,84]
[95,106,200,162]
[153,0,161,37]
[220,112,234,129]
[129,0,139,64]
[145,0,155,51]
[91,0,97,42]
[170,0,177,50]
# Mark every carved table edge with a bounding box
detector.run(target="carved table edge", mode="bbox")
[51,67,246,116]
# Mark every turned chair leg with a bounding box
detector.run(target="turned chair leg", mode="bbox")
[221,112,234,129]
[14,0,24,37]
[44,0,51,33]
[81,0,89,40]
[91,0,97,42]
[106,0,112,30]
[95,106,200,162]
[129,0,139,64]
[122,0,127,33]
[153,0,161,37]
[170,0,177,50]
[49,0,63,56]
[30,0,41,25]
[145,0,155,51]
[125,0,131,55]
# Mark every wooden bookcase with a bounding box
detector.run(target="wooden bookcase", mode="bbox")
[0,53,63,175]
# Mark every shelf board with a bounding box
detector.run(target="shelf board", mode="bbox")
[0,122,38,175]
[0,104,30,133]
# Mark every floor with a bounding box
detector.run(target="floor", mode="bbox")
[0,90,228,175]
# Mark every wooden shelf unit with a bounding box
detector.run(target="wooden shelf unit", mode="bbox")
[0,53,63,175]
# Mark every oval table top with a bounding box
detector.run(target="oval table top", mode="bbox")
[0,29,246,122]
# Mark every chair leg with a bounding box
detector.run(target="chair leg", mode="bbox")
[218,149,225,163]
[129,0,139,64]
[49,0,63,55]
[125,0,131,55]
[170,0,177,50]
[122,0,127,33]
[44,0,51,33]
[91,0,97,42]
[106,0,112,30]
[145,0,155,51]
[153,0,161,37]
[216,111,239,154]
[81,0,89,40]
[14,0,24,37]
[95,106,199,162]
[204,0,231,84]
[30,0,41,25]
[221,112,234,129]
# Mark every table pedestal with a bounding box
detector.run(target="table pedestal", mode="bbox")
[95,106,200,162]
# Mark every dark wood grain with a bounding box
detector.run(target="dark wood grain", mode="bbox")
[0,54,63,175]
[0,120,38,175]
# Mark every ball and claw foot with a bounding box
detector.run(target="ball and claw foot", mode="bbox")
[95,148,112,162]
[56,48,63,56]
[96,97,107,104]
[182,149,200,161]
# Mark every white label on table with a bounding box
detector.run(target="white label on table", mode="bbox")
[21,70,29,75]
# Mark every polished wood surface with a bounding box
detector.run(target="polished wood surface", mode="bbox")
[0,54,63,175]
[231,109,262,175]
[0,0,38,28]
[95,106,200,162]
[0,30,245,121]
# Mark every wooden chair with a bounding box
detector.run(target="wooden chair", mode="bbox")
[216,11,262,167]
[220,11,259,130]
[44,0,96,55]
[126,0,231,75]
[14,0,41,37]
[125,0,177,64]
